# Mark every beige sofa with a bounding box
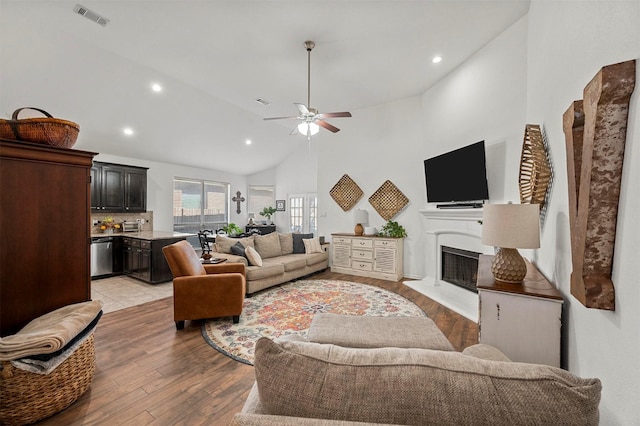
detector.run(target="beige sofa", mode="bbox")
[231,314,601,426]
[211,232,328,295]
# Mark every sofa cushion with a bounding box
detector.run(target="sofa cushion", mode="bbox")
[462,343,512,362]
[246,263,285,281]
[292,233,313,254]
[245,246,263,267]
[216,235,255,254]
[278,233,293,255]
[307,313,454,351]
[303,237,323,254]
[305,251,328,266]
[254,338,601,426]
[231,241,248,258]
[254,233,282,259]
[273,254,307,272]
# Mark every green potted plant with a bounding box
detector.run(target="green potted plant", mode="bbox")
[378,220,407,238]
[221,223,243,236]
[259,206,277,224]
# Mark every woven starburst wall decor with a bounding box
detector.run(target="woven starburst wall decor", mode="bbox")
[368,180,409,221]
[330,174,364,211]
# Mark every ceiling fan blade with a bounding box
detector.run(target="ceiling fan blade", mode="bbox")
[317,120,340,133]
[316,112,352,119]
[263,115,300,121]
[295,103,310,115]
[289,125,299,135]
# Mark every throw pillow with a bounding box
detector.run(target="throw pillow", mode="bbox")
[230,241,247,258]
[292,233,313,254]
[279,233,294,255]
[254,232,282,259]
[215,235,255,254]
[254,338,602,426]
[245,246,263,267]
[303,237,323,254]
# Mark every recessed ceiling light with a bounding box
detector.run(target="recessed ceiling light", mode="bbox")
[151,83,163,92]
[245,139,252,145]
[432,56,442,64]
[123,127,134,136]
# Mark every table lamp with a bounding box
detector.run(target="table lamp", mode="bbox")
[481,203,540,283]
[354,209,368,236]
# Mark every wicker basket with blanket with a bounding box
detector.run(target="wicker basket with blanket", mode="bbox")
[0,300,102,425]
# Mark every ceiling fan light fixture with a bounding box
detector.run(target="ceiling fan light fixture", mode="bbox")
[298,121,319,136]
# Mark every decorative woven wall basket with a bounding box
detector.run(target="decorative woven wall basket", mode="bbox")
[330,174,364,211]
[368,180,409,221]
[0,107,80,149]
[519,124,551,207]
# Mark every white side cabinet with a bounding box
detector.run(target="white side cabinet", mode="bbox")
[331,234,404,281]
[477,255,563,367]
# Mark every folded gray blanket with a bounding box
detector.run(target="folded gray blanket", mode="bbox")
[0,300,103,361]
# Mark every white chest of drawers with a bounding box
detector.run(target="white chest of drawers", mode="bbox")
[331,234,404,281]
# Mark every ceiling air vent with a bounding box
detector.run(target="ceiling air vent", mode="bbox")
[73,4,110,27]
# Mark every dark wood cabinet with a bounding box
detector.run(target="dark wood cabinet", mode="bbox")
[0,139,96,336]
[91,161,147,213]
[122,236,183,284]
[245,224,276,235]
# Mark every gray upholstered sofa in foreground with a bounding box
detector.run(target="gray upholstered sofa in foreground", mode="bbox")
[211,232,328,295]
[230,314,601,426]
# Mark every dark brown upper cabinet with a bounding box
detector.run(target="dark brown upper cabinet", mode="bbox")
[91,161,148,213]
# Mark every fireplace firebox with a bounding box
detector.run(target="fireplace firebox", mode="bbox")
[441,246,480,293]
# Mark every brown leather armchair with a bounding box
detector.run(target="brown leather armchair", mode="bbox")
[162,240,246,330]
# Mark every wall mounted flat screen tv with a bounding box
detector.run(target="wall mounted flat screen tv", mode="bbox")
[424,140,489,207]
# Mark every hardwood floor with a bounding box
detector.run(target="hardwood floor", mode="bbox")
[37,271,478,425]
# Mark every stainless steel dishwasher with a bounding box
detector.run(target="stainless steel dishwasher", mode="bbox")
[91,237,113,278]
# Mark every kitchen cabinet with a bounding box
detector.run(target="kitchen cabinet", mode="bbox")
[476,255,563,367]
[122,236,185,284]
[1,139,96,336]
[330,234,404,281]
[91,161,148,213]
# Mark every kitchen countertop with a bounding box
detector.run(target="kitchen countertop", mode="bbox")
[91,231,195,240]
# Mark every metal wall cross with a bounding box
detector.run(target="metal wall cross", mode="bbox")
[232,191,245,214]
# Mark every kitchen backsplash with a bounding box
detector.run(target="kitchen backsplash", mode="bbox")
[91,211,154,234]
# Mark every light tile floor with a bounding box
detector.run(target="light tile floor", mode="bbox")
[91,275,173,313]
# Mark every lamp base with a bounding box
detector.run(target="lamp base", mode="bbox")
[354,223,364,236]
[491,248,527,283]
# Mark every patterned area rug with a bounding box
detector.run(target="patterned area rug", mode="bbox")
[202,279,425,365]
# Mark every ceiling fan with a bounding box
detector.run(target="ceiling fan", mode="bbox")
[264,40,352,138]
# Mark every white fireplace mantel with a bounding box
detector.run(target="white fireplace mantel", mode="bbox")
[405,207,490,322]
[419,207,484,221]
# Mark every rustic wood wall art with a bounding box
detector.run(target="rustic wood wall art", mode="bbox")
[368,180,409,221]
[519,124,552,208]
[329,174,363,211]
[562,59,635,310]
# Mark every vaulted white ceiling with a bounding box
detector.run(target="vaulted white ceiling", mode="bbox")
[0,0,530,174]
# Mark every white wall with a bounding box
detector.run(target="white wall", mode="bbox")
[311,16,528,279]
[526,1,640,423]
[94,153,247,231]
[422,16,528,205]
[316,95,424,276]
[274,140,318,232]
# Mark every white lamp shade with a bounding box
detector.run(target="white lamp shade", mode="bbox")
[353,209,368,225]
[298,121,320,136]
[481,203,540,249]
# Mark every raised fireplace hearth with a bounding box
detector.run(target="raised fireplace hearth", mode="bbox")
[441,246,480,293]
